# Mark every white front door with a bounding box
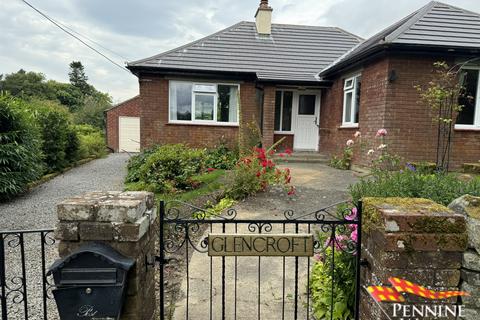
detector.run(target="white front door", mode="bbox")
[293,92,320,151]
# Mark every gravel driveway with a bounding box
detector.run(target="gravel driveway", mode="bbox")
[0,153,130,230]
[0,153,130,319]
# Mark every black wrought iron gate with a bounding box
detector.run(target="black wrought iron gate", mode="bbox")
[0,229,56,320]
[158,200,363,320]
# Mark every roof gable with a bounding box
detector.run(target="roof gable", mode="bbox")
[319,1,480,76]
[128,21,361,83]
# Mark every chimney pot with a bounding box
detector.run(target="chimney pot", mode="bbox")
[255,0,273,35]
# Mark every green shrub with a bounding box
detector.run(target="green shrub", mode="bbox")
[0,95,43,200]
[137,144,205,193]
[73,124,107,159]
[204,144,238,170]
[350,168,480,206]
[125,145,160,183]
[65,126,80,163]
[311,248,356,320]
[31,100,77,172]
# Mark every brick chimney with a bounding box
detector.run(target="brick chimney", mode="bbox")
[255,0,273,35]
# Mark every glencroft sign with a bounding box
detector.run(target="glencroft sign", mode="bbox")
[208,233,314,257]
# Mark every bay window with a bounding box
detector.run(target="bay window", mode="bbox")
[169,81,239,124]
[457,68,480,129]
[342,74,361,127]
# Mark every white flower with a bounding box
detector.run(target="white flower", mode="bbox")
[354,131,361,138]
[377,144,387,150]
[346,139,355,147]
[367,149,375,156]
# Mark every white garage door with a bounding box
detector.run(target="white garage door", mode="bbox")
[119,116,140,152]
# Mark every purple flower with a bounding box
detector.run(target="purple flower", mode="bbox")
[406,163,416,172]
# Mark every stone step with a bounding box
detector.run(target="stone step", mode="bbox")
[274,152,330,164]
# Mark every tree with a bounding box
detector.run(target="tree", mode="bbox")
[0,70,52,98]
[74,93,112,128]
[69,61,91,95]
[415,62,466,172]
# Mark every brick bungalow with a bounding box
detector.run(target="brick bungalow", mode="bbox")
[108,0,480,168]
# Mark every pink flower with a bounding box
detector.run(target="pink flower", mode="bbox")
[345,207,357,221]
[346,139,354,147]
[350,229,358,242]
[376,128,388,137]
[377,144,387,150]
[324,235,348,250]
[207,168,216,172]
[354,131,361,138]
[278,153,285,157]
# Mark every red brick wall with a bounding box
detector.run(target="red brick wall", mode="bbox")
[320,57,389,162]
[262,85,276,148]
[105,96,140,152]
[320,54,480,169]
[386,54,480,169]
[274,134,294,150]
[138,76,263,150]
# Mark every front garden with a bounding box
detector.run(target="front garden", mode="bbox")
[312,127,480,319]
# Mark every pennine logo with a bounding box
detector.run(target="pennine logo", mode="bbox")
[367,277,469,319]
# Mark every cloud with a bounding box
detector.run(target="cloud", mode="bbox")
[2,0,480,102]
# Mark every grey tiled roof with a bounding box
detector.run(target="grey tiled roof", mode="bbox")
[320,1,480,76]
[128,21,361,82]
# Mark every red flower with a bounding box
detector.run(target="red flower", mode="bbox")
[207,168,216,172]
[261,160,268,167]
[278,153,285,157]
[285,148,293,155]
[256,171,262,177]
[285,175,291,184]
[287,186,296,195]
[268,149,275,156]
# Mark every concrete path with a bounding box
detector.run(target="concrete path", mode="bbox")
[0,153,130,230]
[172,163,359,320]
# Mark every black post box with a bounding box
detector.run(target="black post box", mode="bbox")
[48,242,135,320]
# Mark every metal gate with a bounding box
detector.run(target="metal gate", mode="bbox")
[0,229,57,320]
[157,200,362,320]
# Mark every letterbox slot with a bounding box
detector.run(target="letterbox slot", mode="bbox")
[60,268,117,285]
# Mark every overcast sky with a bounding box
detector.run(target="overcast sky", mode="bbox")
[2,0,480,103]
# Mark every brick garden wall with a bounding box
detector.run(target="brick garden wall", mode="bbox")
[361,197,467,320]
[106,96,141,152]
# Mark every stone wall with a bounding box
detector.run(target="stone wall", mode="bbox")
[449,195,480,320]
[361,197,467,320]
[55,191,157,320]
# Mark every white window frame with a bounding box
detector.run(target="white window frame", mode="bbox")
[169,80,240,126]
[274,90,294,134]
[341,74,361,128]
[455,66,480,131]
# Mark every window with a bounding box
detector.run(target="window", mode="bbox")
[342,74,361,126]
[169,81,239,124]
[298,95,316,115]
[274,90,293,132]
[457,68,480,129]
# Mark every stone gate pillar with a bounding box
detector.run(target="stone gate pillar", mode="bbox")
[360,197,467,320]
[55,191,157,320]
